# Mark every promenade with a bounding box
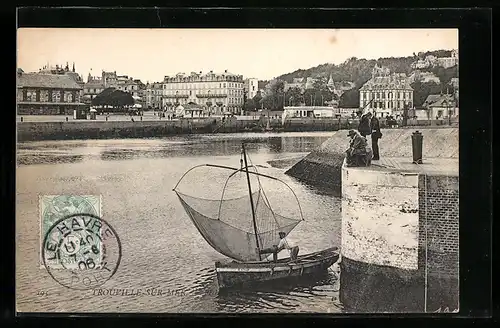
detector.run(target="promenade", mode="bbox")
[16,113,270,123]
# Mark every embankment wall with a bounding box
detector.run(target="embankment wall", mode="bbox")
[340,164,459,312]
[16,117,346,141]
[285,128,459,191]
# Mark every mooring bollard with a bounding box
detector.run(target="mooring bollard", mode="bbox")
[411,130,423,164]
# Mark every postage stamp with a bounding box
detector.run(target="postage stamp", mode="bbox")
[39,195,102,268]
[42,213,122,290]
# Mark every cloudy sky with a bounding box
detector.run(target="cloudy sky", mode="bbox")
[17,28,458,82]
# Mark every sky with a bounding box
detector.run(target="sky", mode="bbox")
[17,28,458,82]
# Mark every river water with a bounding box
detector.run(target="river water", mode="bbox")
[16,132,343,313]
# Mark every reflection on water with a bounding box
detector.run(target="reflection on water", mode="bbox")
[16,132,342,313]
[17,132,332,166]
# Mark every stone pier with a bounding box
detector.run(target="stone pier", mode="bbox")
[339,157,459,313]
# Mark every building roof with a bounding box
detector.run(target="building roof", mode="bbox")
[85,81,105,88]
[17,73,83,90]
[65,72,84,83]
[423,94,456,107]
[360,75,413,91]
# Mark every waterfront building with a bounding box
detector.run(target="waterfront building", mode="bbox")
[423,93,458,119]
[85,71,145,106]
[162,70,244,115]
[244,78,259,100]
[359,64,414,117]
[38,62,85,95]
[17,70,86,115]
[144,82,163,110]
[101,71,145,98]
[83,74,105,104]
[282,106,335,121]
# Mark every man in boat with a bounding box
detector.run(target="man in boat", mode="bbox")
[277,231,300,262]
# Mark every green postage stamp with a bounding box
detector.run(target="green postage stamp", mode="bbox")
[39,195,102,269]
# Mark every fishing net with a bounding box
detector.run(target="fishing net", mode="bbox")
[174,164,303,262]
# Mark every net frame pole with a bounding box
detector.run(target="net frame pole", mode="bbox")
[242,143,262,261]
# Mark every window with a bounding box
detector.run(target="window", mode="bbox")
[52,90,61,103]
[223,83,226,88]
[63,91,73,102]
[26,89,37,102]
[40,90,49,102]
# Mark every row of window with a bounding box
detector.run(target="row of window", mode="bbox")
[164,89,244,97]
[18,89,80,103]
[360,91,413,100]
[84,88,104,94]
[362,101,413,109]
[163,82,243,90]
[161,98,243,106]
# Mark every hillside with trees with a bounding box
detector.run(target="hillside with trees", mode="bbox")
[251,49,458,110]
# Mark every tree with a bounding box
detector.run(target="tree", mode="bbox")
[252,91,263,109]
[243,98,256,111]
[262,80,285,110]
[91,88,134,110]
[339,88,360,108]
[284,87,303,106]
[411,81,443,108]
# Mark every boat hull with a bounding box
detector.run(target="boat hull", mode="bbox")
[215,247,339,289]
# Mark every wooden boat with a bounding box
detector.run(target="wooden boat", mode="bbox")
[173,143,339,290]
[215,247,339,289]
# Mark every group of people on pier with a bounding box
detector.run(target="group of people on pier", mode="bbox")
[345,111,382,167]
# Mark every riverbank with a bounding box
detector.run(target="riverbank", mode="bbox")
[285,127,459,191]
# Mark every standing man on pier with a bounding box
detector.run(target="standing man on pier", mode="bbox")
[358,112,372,137]
[370,112,382,161]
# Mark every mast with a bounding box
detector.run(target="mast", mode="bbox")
[242,143,262,260]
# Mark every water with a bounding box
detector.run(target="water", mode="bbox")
[16,132,343,313]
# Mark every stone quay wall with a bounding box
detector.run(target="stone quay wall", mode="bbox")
[16,117,345,142]
[285,128,459,193]
[340,163,459,313]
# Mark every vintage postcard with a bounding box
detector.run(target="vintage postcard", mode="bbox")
[16,27,459,313]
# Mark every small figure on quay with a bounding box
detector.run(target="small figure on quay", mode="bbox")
[346,129,372,167]
[370,112,382,161]
[358,112,372,137]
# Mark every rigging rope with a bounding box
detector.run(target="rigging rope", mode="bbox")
[247,150,292,250]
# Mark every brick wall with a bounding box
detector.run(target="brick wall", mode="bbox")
[417,174,459,278]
